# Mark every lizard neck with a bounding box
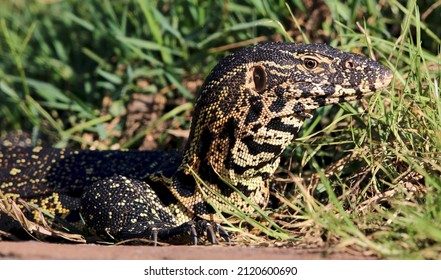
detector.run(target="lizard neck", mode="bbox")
[170,83,305,217]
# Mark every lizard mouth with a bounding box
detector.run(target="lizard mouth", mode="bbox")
[351,69,394,93]
[333,68,394,97]
[300,69,393,107]
[298,67,394,98]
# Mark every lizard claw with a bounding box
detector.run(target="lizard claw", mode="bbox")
[190,224,198,245]
[214,223,231,245]
[152,229,158,247]
[142,219,230,245]
[194,219,230,245]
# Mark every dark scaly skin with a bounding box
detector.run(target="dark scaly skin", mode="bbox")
[0,42,393,244]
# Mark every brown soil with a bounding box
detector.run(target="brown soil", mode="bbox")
[0,241,376,260]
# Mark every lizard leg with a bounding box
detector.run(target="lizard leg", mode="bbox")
[80,175,229,245]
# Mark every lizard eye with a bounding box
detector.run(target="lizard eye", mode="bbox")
[304,58,318,69]
[252,65,267,92]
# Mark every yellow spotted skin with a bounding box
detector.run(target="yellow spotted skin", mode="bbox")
[0,42,393,244]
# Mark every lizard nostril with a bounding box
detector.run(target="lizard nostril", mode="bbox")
[345,60,355,69]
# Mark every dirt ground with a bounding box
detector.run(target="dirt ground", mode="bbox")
[0,241,376,260]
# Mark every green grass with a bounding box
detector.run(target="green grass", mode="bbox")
[1,0,440,258]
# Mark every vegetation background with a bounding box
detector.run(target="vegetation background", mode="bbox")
[0,0,440,259]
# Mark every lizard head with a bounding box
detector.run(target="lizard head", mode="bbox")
[172,42,392,217]
[258,42,394,111]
